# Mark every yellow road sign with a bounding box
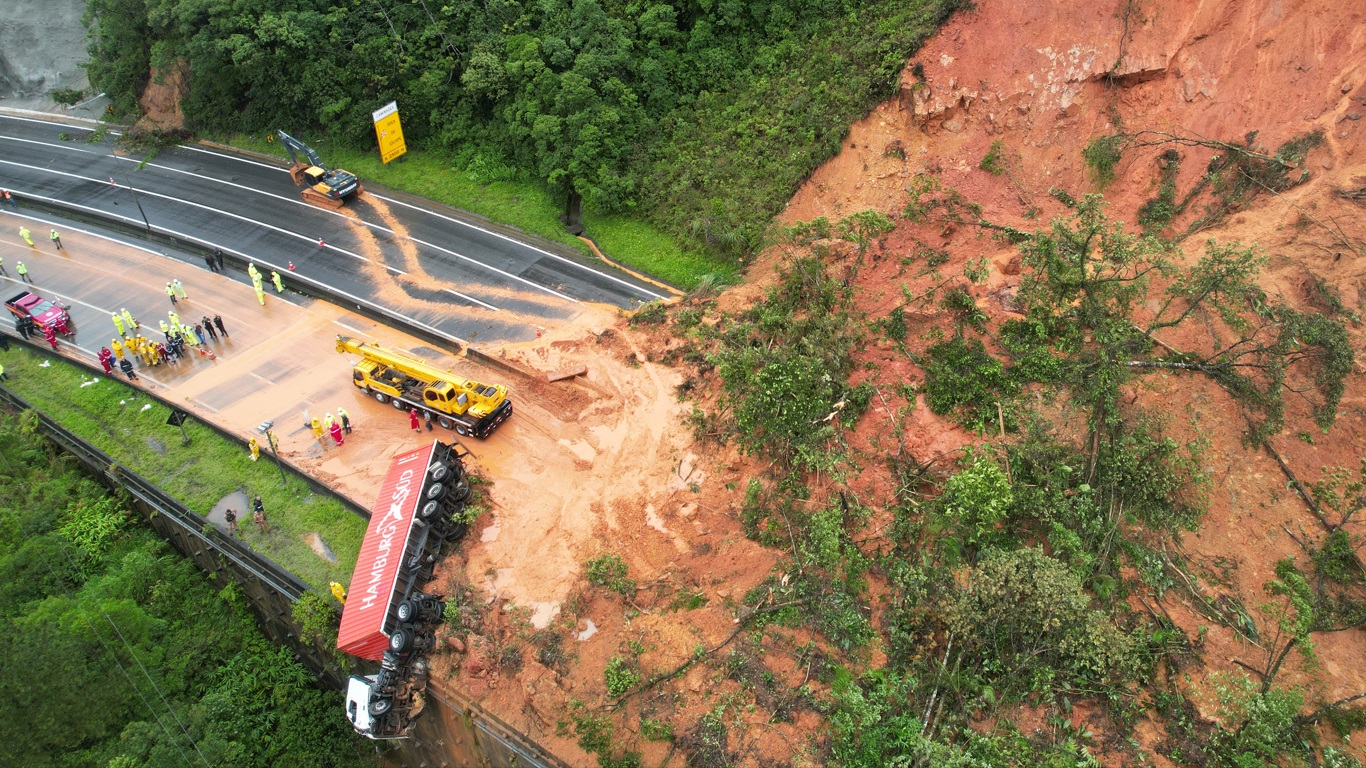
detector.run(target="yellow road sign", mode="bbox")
[372,101,407,164]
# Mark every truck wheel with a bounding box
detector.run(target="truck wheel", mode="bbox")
[437,416,454,430]
[368,698,393,716]
[429,463,450,482]
[455,424,469,437]
[391,398,407,410]
[389,627,414,653]
[420,500,442,520]
[372,391,389,404]
[396,600,417,623]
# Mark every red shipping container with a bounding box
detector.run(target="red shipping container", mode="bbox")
[337,442,437,660]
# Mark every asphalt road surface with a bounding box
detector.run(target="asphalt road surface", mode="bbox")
[0,113,667,345]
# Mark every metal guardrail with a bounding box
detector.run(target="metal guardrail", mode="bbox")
[0,385,309,600]
[0,327,373,520]
[0,347,576,768]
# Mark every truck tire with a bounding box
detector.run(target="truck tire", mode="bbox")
[455,424,469,437]
[420,500,442,521]
[390,627,414,654]
[391,398,407,410]
[396,599,417,623]
[369,698,393,716]
[437,416,454,430]
[425,483,448,502]
[371,390,389,404]
[429,463,450,482]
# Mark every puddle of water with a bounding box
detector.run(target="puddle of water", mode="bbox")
[527,601,560,629]
[576,619,598,641]
[146,436,167,454]
[206,490,250,529]
[305,532,337,562]
[480,515,501,542]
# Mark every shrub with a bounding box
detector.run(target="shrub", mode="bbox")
[604,656,640,697]
[921,337,1016,431]
[586,553,636,595]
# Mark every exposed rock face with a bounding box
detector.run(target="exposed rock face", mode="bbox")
[0,0,89,102]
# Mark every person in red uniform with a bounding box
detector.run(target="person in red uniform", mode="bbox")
[42,324,59,351]
[98,347,114,374]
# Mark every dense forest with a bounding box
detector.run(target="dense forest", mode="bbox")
[82,0,964,258]
[0,410,372,768]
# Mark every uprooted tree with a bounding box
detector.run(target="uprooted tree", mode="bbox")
[1003,193,1352,451]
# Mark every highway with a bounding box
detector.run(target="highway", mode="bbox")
[0,113,667,345]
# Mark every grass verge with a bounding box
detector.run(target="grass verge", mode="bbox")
[0,345,365,590]
[195,133,731,290]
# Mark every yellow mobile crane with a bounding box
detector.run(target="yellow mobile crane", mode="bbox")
[336,336,512,438]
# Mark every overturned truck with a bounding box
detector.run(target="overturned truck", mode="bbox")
[338,440,472,739]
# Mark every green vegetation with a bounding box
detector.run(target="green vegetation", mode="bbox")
[0,346,366,590]
[586,552,636,596]
[978,140,1006,176]
[0,409,371,767]
[87,0,966,280]
[658,187,1363,765]
[604,655,640,697]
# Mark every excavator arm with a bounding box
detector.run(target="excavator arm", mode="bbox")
[277,130,327,170]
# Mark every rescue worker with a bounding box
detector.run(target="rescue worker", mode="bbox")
[119,357,137,380]
[112,312,126,337]
[159,319,170,336]
[172,278,187,301]
[165,282,178,306]
[110,339,125,360]
[253,283,266,306]
[98,348,113,375]
[311,415,323,440]
[121,308,138,333]
[271,270,284,293]
[322,413,334,434]
[18,226,33,247]
[41,324,58,351]
[249,437,260,462]
[337,407,352,434]
[49,229,62,250]
[167,310,181,328]
[16,261,32,283]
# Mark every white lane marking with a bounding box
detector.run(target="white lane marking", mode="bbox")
[3,116,659,299]
[178,143,663,301]
[442,289,500,311]
[0,206,164,256]
[0,198,472,349]
[373,191,667,300]
[0,160,372,265]
[0,135,100,154]
[332,320,370,335]
[178,143,288,172]
[4,155,525,309]
[0,114,121,135]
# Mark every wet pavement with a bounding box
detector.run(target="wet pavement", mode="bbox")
[0,113,667,345]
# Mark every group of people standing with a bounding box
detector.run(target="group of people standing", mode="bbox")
[94,301,233,381]
[309,409,353,447]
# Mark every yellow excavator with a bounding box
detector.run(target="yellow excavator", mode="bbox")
[277,130,363,209]
[336,336,513,438]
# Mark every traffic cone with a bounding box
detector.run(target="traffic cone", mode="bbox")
[288,261,295,271]
[205,347,217,360]
[317,238,324,247]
